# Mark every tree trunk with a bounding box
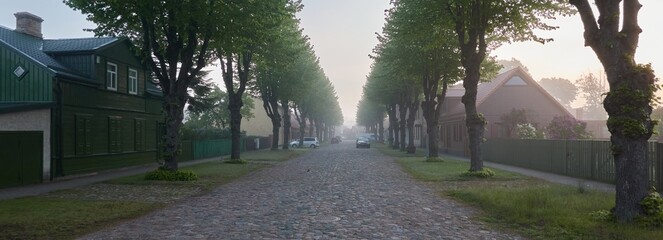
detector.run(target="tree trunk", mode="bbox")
[264,97,281,150]
[228,94,243,160]
[162,95,186,171]
[315,120,321,140]
[422,68,448,158]
[399,103,407,151]
[223,52,252,160]
[604,62,654,222]
[378,117,384,143]
[463,66,485,171]
[406,99,419,154]
[387,104,395,146]
[309,120,314,138]
[282,100,291,150]
[570,0,655,222]
[388,104,399,149]
[294,107,307,148]
[422,101,438,158]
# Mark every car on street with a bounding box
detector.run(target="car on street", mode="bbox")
[356,137,370,148]
[331,137,340,144]
[290,137,319,148]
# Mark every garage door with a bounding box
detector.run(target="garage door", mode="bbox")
[0,132,43,188]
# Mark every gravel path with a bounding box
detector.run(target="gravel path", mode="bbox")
[81,142,522,240]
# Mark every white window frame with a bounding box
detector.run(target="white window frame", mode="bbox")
[128,68,138,95]
[107,62,118,90]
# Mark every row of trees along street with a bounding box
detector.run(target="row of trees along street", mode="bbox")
[64,1,342,167]
[357,0,659,223]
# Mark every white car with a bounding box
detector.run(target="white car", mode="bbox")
[290,137,319,148]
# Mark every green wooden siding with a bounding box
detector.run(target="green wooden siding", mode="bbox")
[61,82,151,112]
[0,132,43,188]
[61,151,156,176]
[59,78,163,176]
[52,54,95,79]
[0,45,53,102]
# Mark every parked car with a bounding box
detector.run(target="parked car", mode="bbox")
[289,139,300,148]
[358,133,377,142]
[290,137,319,148]
[356,137,370,148]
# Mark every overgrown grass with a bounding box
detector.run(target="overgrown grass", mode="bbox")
[0,198,159,240]
[374,142,426,158]
[0,149,304,239]
[396,154,663,239]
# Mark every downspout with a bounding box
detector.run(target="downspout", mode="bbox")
[51,76,64,179]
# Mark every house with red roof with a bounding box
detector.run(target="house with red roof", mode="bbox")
[439,67,574,156]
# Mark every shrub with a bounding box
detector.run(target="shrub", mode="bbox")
[224,159,248,164]
[546,115,593,140]
[589,209,613,222]
[638,188,663,227]
[515,123,545,139]
[462,168,495,178]
[424,157,444,162]
[144,167,199,181]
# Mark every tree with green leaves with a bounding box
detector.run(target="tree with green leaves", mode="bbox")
[65,0,220,171]
[539,77,577,109]
[444,0,573,172]
[215,0,294,160]
[576,73,608,120]
[186,86,254,130]
[570,0,660,222]
[499,108,530,139]
[384,0,464,157]
[253,5,310,150]
[497,58,530,74]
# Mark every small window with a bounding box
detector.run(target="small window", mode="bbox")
[128,68,138,95]
[107,62,118,90]
[504,76,527,86]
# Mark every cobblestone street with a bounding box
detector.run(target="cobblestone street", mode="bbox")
[82,142,522,239]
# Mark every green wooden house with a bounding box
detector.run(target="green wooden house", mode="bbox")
[0,12,163,188]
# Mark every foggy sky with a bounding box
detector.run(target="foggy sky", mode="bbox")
[1,0,661,126]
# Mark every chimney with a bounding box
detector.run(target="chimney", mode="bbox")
[14,12,43,38]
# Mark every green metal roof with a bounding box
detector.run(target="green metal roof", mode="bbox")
[0,25,120,80]
[0,25,68,72]
[44,37,118,53]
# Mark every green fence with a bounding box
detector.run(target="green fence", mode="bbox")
[482,139,662,191]
[178,138,249,161]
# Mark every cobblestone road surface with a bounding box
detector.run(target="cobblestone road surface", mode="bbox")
[82,142,522,240]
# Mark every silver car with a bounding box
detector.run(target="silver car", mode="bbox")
[290,137,319,148]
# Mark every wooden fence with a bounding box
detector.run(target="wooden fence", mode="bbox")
[482,139,663,191]
[179,136,272,162]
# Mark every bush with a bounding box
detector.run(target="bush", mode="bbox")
[589,209,613,222]
[462,168,495,178]
[546,115,593,140]
[224,159,248,164]
[144,167,199,181]
[424,157,444,162]
[638,188,663,227]
[515,123,545,139]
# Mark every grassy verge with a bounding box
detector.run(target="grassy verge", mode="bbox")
[383,144,663,239]
[0,149,304,240]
